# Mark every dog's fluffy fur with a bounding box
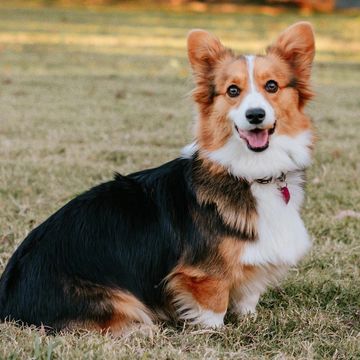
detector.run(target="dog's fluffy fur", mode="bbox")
[0,22,315,333]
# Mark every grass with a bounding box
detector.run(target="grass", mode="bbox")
[0,3,359,359]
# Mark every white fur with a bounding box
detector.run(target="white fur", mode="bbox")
[185,308,225,327]
[233,292,260,315]
[206,130,312,181]
[229,55,275,132]
[172,291,225,327]
[241,171,312,266]
[181,141,198,159]
[183,132,313,267]
[231,265,288,315]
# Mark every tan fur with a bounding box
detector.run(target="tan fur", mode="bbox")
[63,283,153,335]
[193,155,258,239]
[254,55,313,136]
[100,290,153,335]
[229,264,288,314]
[165,238,287,319]
[214,201,258,238]
[165,238,252,316]
[266,21,315,108]
[217,238,287,313]
[187,30,236,151]
[217,237,265,293]
[166,265,230,314]
[196,58,250,151]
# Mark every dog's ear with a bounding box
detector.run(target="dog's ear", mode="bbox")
[267,22,315,106]
[187,30,229,106]
[187,29,227,71]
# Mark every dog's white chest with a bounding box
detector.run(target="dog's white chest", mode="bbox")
[241,175,311,266]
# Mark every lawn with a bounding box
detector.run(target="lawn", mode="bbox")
[0,2,359,359]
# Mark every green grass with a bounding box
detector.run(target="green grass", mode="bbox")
[0,3,359,359]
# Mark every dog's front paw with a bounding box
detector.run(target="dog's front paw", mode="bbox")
[231,292,260,316]
[195,309,226,328]
[180,308,226,328]
[233,303,257,316]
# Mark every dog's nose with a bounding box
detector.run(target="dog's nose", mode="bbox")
[246,108,266,124]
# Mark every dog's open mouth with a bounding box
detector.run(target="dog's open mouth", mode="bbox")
[235,123,276,152]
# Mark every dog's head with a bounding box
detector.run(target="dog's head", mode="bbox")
[187,22,315,179]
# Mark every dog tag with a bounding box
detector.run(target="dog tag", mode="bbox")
[280,186,290,204]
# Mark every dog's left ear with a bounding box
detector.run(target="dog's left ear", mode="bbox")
[187,29,226,71]
[187,30,230,106]
[267,22,315,106]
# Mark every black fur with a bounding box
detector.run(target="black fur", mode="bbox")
[287,77,298,89]
[0,154,254,330]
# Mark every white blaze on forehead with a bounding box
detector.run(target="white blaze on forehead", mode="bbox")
[228,55,275,131]
[246,55,257,92]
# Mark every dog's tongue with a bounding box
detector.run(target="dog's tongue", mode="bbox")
[239,129,269,149]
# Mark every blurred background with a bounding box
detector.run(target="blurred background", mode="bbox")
[0,2,359,215]
[5,0,360,12]
[0,0,359,240]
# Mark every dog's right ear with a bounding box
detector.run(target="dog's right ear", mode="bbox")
[187,29,227,72]
[267,22,315,107]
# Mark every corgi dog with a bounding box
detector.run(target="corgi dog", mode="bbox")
[0,22,315,334]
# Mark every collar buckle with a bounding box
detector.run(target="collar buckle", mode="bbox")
[255,177,273,184]
[254,172,287,185]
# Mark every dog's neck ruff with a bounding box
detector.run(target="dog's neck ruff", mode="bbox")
[181,131,313,183]
[191,153,291,208]
[190,153,258,240]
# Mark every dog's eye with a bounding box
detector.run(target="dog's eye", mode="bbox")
[227,85,241,98]
[265,80,279,93]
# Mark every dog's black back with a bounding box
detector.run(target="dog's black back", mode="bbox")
[0,158,183,327]
[0,156,250,330]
